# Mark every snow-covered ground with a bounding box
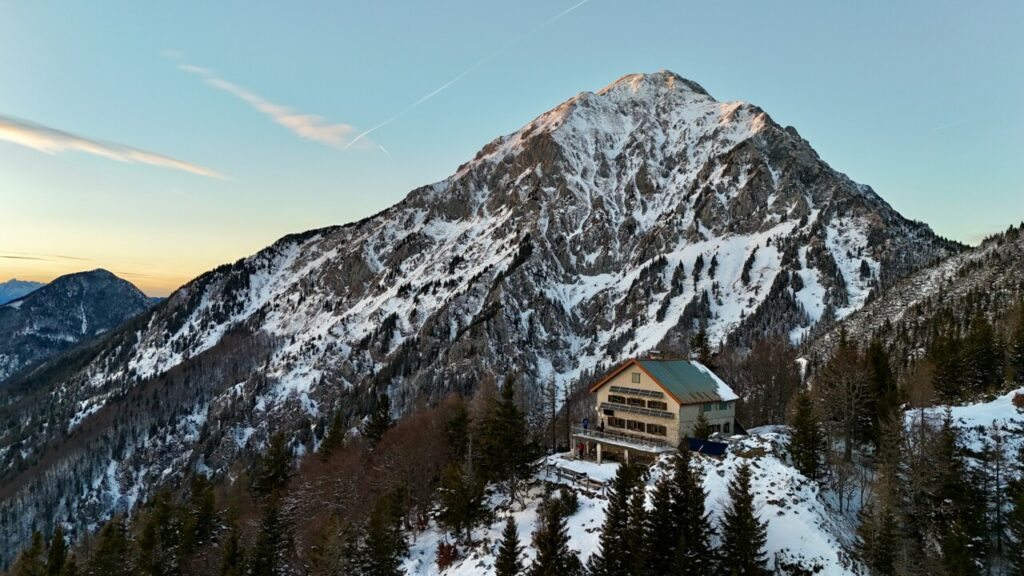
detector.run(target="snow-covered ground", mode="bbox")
[402,431,858,575]
[909,387,1024,454]
[403,390,1024,575]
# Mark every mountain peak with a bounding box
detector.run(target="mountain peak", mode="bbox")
[596,70,712,99]
[0,268,156,386]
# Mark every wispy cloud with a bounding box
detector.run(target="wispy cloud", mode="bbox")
[0,252,94,262]
[0,255,48,261]
[345,0,596,148]
[931,120,963,132]
[177,63,361,148]
[0,115,225,179]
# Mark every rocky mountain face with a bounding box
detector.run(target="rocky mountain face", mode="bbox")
[0,269,155,386]
[0,71,960,562]
[805,224,1024,369]
[0,279,43,305]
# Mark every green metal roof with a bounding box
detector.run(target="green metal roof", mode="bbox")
[637,359,739,405]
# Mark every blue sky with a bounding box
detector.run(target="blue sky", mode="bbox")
[1,1,1022,294]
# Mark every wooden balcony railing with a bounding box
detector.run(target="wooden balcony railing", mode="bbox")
[570,425,674,452]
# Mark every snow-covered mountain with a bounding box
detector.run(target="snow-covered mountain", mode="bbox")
[805,224,1024,367]
[0,269,155,386]
[0,279,43,305]
[0,71,959,561]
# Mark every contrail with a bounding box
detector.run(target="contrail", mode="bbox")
[345,0,595,149]
[931,120,962,132]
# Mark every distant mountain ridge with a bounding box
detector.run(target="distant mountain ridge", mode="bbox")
[0,269,156,385]
[0,71,962,562]
[0,279,43,305]
[805,224,1024,368]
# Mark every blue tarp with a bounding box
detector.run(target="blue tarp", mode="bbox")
[686,437,729,457]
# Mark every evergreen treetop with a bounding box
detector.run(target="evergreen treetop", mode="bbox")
[529,498,582,576]
[495,517,524,576]
[788,388,825,481]
[720,462,769,576]
[363,393,393,449]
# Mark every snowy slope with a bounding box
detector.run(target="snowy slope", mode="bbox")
[405,389,1024,576]
[806,227,1024,365]
[910,387,1024,456]
[0,71,957,562]
[403,433,859,575]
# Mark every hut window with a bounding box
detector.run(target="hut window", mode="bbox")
[631,372,641,383]
[646,423,667,436]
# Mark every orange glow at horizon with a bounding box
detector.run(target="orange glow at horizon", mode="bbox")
[0,255,200,297]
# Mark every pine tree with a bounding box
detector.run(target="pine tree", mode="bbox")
[86,516,133,576]
[865,337,898,446]
[478,379,539,504]
[931,330,965,401]
[495,517,524,576]
[220,520,246,576]
[860,414,905,575]
[644,448,714,576]
[363,393,393,449]
[643,467,679,576]
[357,487,408,576]
[818,331,870,462]
[309,518,359,576]
[251,497,291,576]
[963,312,1002,393]
[624,477,648,575]
[11,531,46,576]
[720,463,769,576]
[436,463,488,544]
[692,254,705,286]
[445,398,470,463]
[254,432,293,497]
[690,326,713,368]
[60,555,79,576]
[977,427,1011,563]
[929,411,984,575]
[529,499,582,576]
[319,409,346,460]
[182,475,216,553]
[137,489,184,576]
[671,444,715,575]
[857,500,899,576]
[1009,302,1024,385]
[46,526,68,576]
[788,389,824,481]
[587,464,645,576]
[691,410,712,440]
[857,454,900,576]
[1008,443,1024,575]
[902,410,938,575]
